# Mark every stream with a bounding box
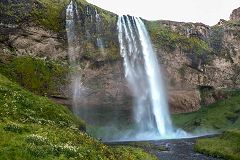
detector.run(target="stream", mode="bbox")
[106,136,222,160]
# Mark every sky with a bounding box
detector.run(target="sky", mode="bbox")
[86,0,240,26]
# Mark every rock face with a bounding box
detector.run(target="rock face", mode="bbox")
[0,1,240,114]
[80,60,131,108]
[8,26,67,60]
[168,90,201,113]
[230,7,240,21]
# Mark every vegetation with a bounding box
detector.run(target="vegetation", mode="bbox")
[172,90,240,132]
[209,25,224,54]
[79,3,119,62]
[1,0,119,62]
[31,0,70,32]
[195,130,240,160]
[0,2,32,24]
[0,73,85,130]
[172,89,240,159]
[0,74,156,159]
[224,20,240,27]
[146,21,212,54]
[111,146,157,160]
[0,0,69,32]
[0,55,68,96]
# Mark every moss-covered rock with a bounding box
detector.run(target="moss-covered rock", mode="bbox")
[0,55,68,96]
[146,21,212,55]
[31,0,70,32]
[72,0,120,62]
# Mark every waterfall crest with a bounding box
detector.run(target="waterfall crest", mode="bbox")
[118,15,186,139]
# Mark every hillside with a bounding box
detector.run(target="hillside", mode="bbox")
[195,130,240,160]
[172,90,240,132]
[0,73,156,159]
[172,91,240,159]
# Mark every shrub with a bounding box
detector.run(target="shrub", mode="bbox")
[3,122,28,133]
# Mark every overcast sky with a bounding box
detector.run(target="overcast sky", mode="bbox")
[86,0,240,26]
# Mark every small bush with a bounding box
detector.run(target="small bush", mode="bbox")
[3,122,28,133]
[51,143,79,158]
[26,134,49,145]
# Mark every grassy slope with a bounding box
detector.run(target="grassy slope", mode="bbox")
[172,93,240,133]
[195,130,240,160]
[0,74,157,160]
[172,92,240,160]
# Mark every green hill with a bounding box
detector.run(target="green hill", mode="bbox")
[0,74,156,160]
[173,91,240,160]
[195,130,240,160]
[172,91,240,132]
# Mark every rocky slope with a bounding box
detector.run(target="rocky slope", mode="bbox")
[0,0,240,114]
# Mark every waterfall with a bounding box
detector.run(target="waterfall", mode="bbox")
[118,15,186,139]
[95,9,105,55]
[66,0,187,140]
[66,0,83,112]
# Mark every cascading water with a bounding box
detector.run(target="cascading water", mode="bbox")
[66,0,83,112]
[118,15,186,139]
[95,9,105,55]
[66,0,187,141]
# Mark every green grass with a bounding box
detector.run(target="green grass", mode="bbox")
[172,90,240,159]
[0,73,85,131]
[111,146,157,160]
[172,92,240,133]
[195,130,240,160]
[0,74,156,159]
[0,55,68,96]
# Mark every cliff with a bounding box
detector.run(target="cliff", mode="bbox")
[0,0,240,114]
[230,7,240,21]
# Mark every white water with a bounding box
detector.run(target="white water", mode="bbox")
[66,1,83,112]
[66,1,187,140]
[117,15,187,139]
[95,9,105,56]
